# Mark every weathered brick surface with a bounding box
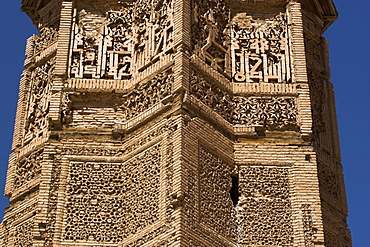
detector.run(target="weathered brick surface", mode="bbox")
[1,0,351,246]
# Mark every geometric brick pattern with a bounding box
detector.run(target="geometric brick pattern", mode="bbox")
[0,0,351,246]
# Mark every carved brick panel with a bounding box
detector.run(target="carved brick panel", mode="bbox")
[13,149,43,190]
[125,226,168,247]
[302,204,315,247]
[191,2,292,83]
[132,0,174,72]
[199,145,235,240]
[117,70,173,121]
[231,12,291,83]
[63,69,173,128]
[13,218,35,247]
[190,70,298,130]
[70,5,133,80]
[191,0,230,75]
[70,0,174,80]
[317,161,340,202]
[237,166,293,246]
[303,16,333,150]
[233,96,297,130]
[63,144,162,243]
[23,57,56,145]
[26,27,59,60]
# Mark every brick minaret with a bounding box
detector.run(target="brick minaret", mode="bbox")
[0,0,351,246]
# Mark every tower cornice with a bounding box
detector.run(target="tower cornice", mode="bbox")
[231,0,337,31]
[21,0,62,25]
[299,0,338,31]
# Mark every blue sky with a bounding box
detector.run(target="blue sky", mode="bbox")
[0,0,369,246]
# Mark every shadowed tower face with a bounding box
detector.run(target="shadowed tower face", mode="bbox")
[0,0,351,246]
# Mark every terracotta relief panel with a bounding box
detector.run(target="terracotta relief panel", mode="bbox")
[236,166,293,246]
[23,57,56,145]
[70,0,174,80]
[13,149,43,190]
[190,70,298,131]
[191,0,230,75]
[199,145,235,240]
[231,12,291,83]
[63,144,162,243]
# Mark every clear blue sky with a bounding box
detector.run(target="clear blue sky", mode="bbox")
[0,1,369,246]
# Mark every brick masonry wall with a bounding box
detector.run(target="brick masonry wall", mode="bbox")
[1,0,351,246]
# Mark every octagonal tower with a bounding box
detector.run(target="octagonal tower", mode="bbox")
[0,0,351,246]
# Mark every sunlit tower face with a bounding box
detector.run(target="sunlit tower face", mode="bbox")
[0,1,350,246]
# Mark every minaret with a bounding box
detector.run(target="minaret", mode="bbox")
[0,0,351,246]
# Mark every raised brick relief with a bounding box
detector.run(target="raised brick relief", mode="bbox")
[132,0,174,72]
[183,167,197,228]
[43,152,62,246]
[26,26,58,60]
[24,3,60,63]
[70,0,173,80]
[233,95,297,130]
[191,0,230,75]
[70,3,134,80]
[317,161,340,202]
[190,70,298,130]
[236,166,293,246]
[1,0,350,246]
[302,204,315,247]
[63,69,172,128]
[125,226,168,247]
[13,149,43,190]
[23,57,55,145]
[13,218,34,247]
[199,145,235,240]
[231,12,291,83]
[117,70,173,121]
[305,33,326,140]
[63,144,162,243]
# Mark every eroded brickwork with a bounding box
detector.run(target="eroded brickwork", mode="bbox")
[237,166,293,246]
[64,145,161,242]
[1,0,351,246]
[199,145,234,240]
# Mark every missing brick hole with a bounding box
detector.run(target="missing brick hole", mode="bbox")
[305,154,311,161]
[229,173,240,207]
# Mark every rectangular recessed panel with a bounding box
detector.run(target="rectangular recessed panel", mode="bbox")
[63,144,161,243]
